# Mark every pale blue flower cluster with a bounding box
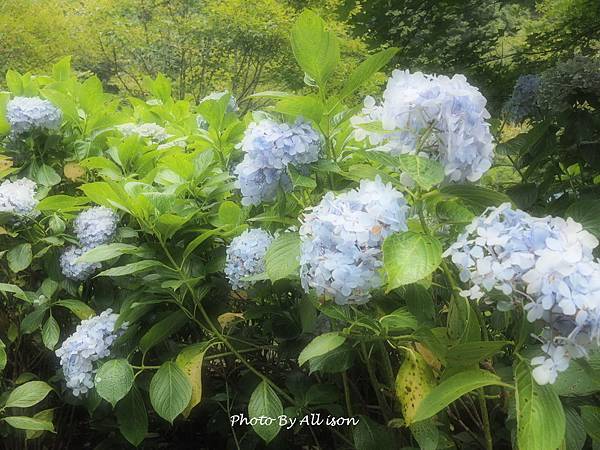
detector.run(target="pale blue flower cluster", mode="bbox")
[74,206,119,247]
[117,122,170,143]
[225,228,273,290]
[234,118,322,205]
[445,203,600,384]
[197,91,238,129]
[0,178,38,217]
[59,246,101,281]
[60,206,119,281]
[6,96,62,135]
[352,70,494,182]
[503,74,541,123]
[299,177,408,305]
[55,309,125,396]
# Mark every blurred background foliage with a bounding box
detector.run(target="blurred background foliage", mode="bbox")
[1,0,599,113]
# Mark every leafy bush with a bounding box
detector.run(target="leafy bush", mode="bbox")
[0,10,599,450]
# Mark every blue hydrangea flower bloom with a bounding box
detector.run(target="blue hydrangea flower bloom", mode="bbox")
[74,206,119,248]
[6,96,62,135]
[300,177,408,305]
[0,178,38,217]
[60,246,102,281]
[234,118,322,205]
[117,123,170,143]
[503,74,542,123]
[55,309,126,396]
[225,228,274,290]
[445,203,600,384]
[352,70,494,182]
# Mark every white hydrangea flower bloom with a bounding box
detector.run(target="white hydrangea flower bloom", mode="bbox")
[0,178,38,217]
[300,177,408,305]
[234,118,322,205]
[446,203,600,383]
[225,229,273,290]
[73,206,119,248]
[352,70,494,182]
[6,96,62,135]
[55,309,126,396]
[60,246,101,281]
[117,122,170,143]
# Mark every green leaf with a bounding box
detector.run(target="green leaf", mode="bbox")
[566,199,600,238]
[413,369,510,422]
[36,195,88,212]
[0,346,6,373]
[116,387,148,446]
[0,283,30,302]
[5,381,53,408]
[410,419,439,450]
[290,10,340,87]
[182,228,223,263]
[402,284,435,325]
[176,341,215,417]
[298,332,346,366]
[149,362,192,424]
[265,233,300,282]
[515,360,565,450]
[52,56,72,81]
[340,47,398,99]
[308,344,354,374]
[248,381,283,443]
[352,416,395,450]
[216,201,243,226]
[397,155,444,190]
[140,310,188,354]
[95,359,134,407]
[506,183,538,209]
[77,243,141,263]
[554,353,600,396]
[8,243,32,273]
[440,185,511,213]
[41,315,60,350]
[3,416,54,432]
[565,407,586,450]
[35,164,61,187]
[55,299,95,320]
[25,409,54,440]
[380,307,418,331]
[383,232,442,290]
[274,95,324,123]
[96,260,162,277]
[446,341,510,370]
[21,308,48,334]
[581,406,600,442]
[396,348,437,425]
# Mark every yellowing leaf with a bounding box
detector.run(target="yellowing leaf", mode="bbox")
[395,348,436,425]
[175,341,216,417]
[217,312,245,329]
[63,163,85,180]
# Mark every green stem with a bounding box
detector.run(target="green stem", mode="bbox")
[342,371,353,417]
[360,342,392,421]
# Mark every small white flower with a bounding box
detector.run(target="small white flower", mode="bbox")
[117,122,170,143]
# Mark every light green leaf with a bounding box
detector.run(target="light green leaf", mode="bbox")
[217,201,243,226]
[380,307,418,331]
[383,232,442,290]
[116,387,148,447]
[5,381,53,408]
[290,10,340,87]
[581,406,600,442]
[397,154,445,190]
[515,360,565,450]
[95,359,134,407]
[25,409,54,440]
[35,164,61,187]
[0,283,30,302]
[340,47,398,99]
[41,315,60,350]
[265,233,301,282]
[446,341,510,370]
[77,243,141,263]
[441,185,511,213]
[36,195,88,212]
[248,381,283,443]
[8,243,32,273]
[413,369,510,422]
[274,95,324,123]
[55,299,95,320]
[298,332,346,366]
[96,260,162,277]
[149,361,192,424]
[3,416,54,432]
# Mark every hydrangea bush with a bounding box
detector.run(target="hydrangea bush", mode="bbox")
[0,12,599,450]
